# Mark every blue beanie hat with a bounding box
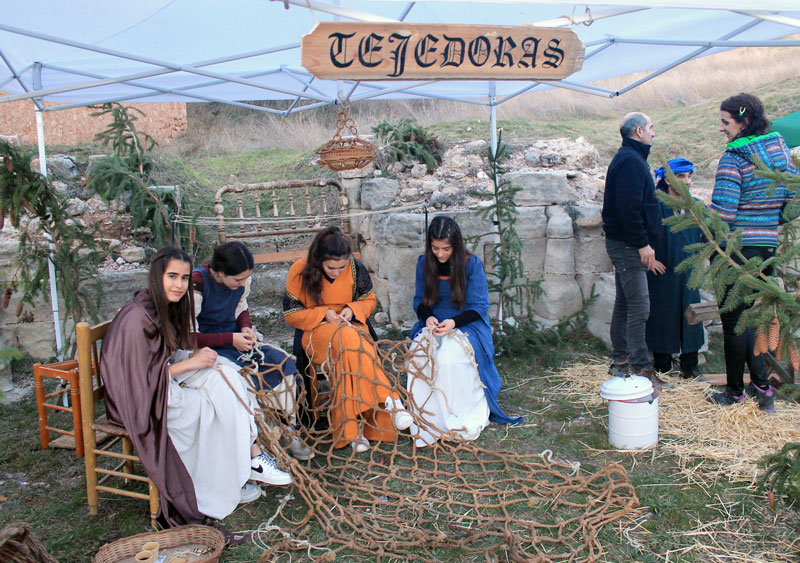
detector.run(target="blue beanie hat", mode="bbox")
[654,157,694,180]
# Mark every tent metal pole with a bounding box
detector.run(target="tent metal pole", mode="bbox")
[489,81,498,157]
[32,67,64,360]
[277,0,397,22]
[38,64,327,112]
[617,19,762,96]
[734,11,800,29]
[0,24,329,103]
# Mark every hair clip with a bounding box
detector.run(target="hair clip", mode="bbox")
[739,106,747,116]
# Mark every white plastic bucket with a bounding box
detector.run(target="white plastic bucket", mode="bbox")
[600,375,658,449]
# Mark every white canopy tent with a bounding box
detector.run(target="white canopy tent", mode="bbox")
[1,0,799,353]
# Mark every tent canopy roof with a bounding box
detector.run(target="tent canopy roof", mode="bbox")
[1,1,799,114]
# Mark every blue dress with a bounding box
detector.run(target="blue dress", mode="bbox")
[193,266,297,389]
[645,202,705,355]
[410,255,522,425]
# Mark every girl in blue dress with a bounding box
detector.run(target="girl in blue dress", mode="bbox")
[407,216,522,447]
[193,241,313,460]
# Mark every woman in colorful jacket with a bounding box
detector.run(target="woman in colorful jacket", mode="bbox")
[709,93,798,412]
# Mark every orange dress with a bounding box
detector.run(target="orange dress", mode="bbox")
[284,257,400,447]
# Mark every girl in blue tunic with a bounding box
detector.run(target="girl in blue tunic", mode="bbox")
[407,216,522,447]
[193,241,313,460]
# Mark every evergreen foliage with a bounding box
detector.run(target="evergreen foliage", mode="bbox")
[0,139,103,353]
[757,442,800,506]
[467,133,543,339]
[372,118,443,174]
[86,103,177,248]
[657,152,800,365]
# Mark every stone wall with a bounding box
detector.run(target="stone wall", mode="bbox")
[0,136,619,361]
[341,138,616,344]
[0,94,186,146]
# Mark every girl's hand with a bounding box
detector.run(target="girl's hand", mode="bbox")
[189,347,218,369]
[340,307,353,322]
[325,308,343,324]
[432,319,455,336]
[233,332,255,352]
[242,326,257,341]
[425,316,439,328]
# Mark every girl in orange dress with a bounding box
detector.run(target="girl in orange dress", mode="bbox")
[283,227,412,451]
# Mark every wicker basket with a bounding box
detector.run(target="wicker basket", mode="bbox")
[0,522,58,563]
[317,136,376,171]
[93,525,224,563]
[316,105,376,171]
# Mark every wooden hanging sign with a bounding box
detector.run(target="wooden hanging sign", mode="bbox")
[302,22,584,81]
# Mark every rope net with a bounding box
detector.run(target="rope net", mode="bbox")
[240,325,639,562]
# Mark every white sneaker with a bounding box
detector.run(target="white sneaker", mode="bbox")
[351,434,371,453]
[250,453,292,486]
[385,396,413,431]
[240,482,262,504]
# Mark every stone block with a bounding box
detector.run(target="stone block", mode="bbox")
[421,180,441,193]
[572,204,603,230]
[340,177,362,209]
[586,272,616,325]
[514,206,547,239]
[359,242,380,272]
[576,272,605,303]
[371,275,389,315]
[587,317,611,348]
[371,213,425,248]
[546,213,573,239]
[532,275,583,320]
[575,236,612,273]
[377,247,419,284]
[361,177,400,210]
[248,265,292,305]
[410,163,428,178]
[463,140,487,154]
[120,246,146,263]
[388,281,416,326]
[544,238,575,275]
[520,237,547,277]
[507,171,578,206]
[31,155,78,179]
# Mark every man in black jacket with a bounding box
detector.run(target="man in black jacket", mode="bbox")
[602,112,670,391]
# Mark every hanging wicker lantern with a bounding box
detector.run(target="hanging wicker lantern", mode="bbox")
[316,105,376,171]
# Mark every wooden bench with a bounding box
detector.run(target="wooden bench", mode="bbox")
[214,178,351,264]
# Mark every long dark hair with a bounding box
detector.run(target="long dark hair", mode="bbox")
[300,227,351,306]
[209,241,254,275]
[424,216,468,309]
[720,93,770,139]
[148,246,196,350]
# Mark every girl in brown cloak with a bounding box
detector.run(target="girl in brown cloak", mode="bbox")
[100,246,291,528]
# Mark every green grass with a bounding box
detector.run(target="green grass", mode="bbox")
[3,328,799,561]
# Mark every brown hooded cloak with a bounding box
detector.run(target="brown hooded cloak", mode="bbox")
[100,289,204,527]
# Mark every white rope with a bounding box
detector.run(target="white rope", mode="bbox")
[171,200,427,226]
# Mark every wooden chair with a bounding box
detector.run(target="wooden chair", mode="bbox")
[77,321,160,529]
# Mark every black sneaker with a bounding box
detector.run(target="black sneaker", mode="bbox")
[608,361,630,377]
[680,367,702,380]
[745,382,776,413]
[708,388,746,406]
[635,367,673,391]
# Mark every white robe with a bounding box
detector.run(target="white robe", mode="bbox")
[166,351,258,520]
[406,328,490,447]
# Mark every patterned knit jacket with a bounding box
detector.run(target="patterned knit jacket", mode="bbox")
[711,132,798,247]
